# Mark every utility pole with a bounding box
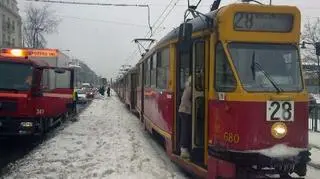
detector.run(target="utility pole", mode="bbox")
[315,42,320,94]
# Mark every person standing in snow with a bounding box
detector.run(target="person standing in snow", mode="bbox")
[179,76,192,159]
[107,86,111,97]
[99,86,105,96]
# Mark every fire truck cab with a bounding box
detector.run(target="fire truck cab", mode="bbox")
[0,48,74,136]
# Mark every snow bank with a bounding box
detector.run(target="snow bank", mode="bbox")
[309,132,320,148]
[310,148,320,165]
[245,144,306,158]
[3,96,187,179]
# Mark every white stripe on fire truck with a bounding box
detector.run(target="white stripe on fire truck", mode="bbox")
[43,93,73,98]
[0,93,28,98]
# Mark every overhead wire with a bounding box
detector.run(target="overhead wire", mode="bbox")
[122,0,177,66]
[24,0,153,34]
[152,0,181,37]
[58,15,157,28]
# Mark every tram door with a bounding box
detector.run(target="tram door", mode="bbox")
[191,40,205,164]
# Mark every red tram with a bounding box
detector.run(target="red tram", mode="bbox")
[0,48,74,136]
[114,2,311,178]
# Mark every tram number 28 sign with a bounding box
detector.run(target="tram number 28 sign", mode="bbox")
[266,101,294,121]
[233,12,293,32]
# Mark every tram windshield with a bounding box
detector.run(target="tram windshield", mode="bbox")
[228,43,303,92]
[0,62,33,91]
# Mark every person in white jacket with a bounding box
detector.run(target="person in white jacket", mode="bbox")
[178,76,192,159]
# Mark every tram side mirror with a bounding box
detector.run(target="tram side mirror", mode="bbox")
[315,42,320,56]
[179,23,193,53]
[54,68,66,74]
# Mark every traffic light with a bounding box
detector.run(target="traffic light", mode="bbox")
[315,42,320,56]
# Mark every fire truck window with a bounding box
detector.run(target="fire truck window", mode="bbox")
[56,70,71,88]
[215,43,236,92]
[41,69,50,90]
[157,48,169,89]
[0,63,33,91]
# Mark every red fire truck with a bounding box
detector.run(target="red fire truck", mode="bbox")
[0,48,74,136]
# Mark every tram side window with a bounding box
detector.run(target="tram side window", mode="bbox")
[139,63,143,87]
[180,53,191,90]
[157,48,169,89]
[151,54,157,88]
[215,43,236,92]
[137,66,140,88]
[195,41,205,91]
[144,59,150,87]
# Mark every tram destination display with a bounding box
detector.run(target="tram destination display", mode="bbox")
[233,12,293,32]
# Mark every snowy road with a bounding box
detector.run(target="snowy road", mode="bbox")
[1,95,320,178]
[2,96,188,179]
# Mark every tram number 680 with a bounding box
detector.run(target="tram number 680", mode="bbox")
[224,132,240,144]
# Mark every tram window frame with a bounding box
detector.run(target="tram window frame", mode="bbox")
[214,42,237,92]
[156,47,170,90]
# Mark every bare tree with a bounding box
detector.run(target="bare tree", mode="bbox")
[302,18,320,93]
[301,18,320,63]
[23,3,60,48]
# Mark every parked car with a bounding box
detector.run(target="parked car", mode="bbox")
[77,89,88,104]
[85,89,95,99]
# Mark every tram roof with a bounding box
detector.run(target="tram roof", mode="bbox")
[137,3,300,64]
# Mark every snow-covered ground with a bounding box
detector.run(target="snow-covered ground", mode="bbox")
[2,94,320,178]
[3,95,188,179]
[309,132,320,166]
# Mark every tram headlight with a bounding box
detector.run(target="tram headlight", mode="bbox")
[271,122,287,139]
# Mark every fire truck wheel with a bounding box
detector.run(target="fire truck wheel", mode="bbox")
[41,118,49,134]
[61,113,68,123]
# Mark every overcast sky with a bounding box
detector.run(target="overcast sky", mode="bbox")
[18,0,320,79]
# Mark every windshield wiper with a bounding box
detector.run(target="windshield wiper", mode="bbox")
[251,52,283,93]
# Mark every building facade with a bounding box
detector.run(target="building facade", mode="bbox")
[0,0,22,48]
